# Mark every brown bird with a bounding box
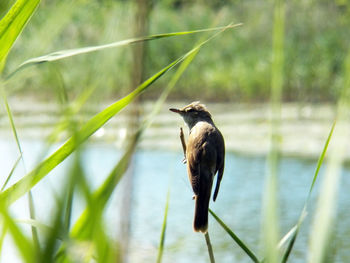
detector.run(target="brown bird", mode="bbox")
[170,101,225,233]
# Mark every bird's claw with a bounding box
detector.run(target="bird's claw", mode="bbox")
[182,158,187,164]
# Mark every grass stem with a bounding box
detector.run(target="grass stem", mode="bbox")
[205,232,215,263]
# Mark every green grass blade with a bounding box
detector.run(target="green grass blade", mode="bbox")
[70,27,214,243]
[0,205,35,262]
[209,209,259,263]
[57,139,135,263]
[45,87,95,146]
[28,191,40,249]
[1,153,22,191]
[6,23,242,79]
[281,121,336,262]
[308,131,345,263]
[0,0,40,71]
[0,23,236,207]
[142,27,201,130]
[263,0,285,262]
[69,30,209,259]
[0,54,179,206]
[0,0,43,250]
[308,52,350,263]
[307,121,336,199]
[63,182,74,233]
[0,224,7,254]
[39,162,82,263]
[71,134,138,239]
[156,190,170,263]
[0,85,23,157]
[16,219,63,240]
[1,80,40,249]
[278,225,298,249]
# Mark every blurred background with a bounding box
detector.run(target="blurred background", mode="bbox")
[1,0,350,262]
[2,0,350,102]
[2,0,350,155]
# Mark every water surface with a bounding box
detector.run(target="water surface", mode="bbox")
[0,139,349,262]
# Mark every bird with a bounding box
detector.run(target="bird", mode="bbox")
[170,101,225,233]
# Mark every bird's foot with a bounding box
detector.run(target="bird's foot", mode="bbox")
[192,195,195,200]
[182,158,187,164]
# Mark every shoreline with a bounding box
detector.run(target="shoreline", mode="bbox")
[1,98,347,160]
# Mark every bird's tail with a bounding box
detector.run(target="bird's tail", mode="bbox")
[193,194,210,233]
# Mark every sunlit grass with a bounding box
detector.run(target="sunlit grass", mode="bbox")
[308,53,350,263]
[0,0,349,262]
[262,0,285,262]
[0,0,241,262]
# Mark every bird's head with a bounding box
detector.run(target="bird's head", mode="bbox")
[169,101,212,129]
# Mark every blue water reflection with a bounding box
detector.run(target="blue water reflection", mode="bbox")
[0,139,349,262]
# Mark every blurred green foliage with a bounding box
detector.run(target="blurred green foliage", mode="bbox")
[0,1,15,17]
[0,1,348,262]
[3,0,350,102]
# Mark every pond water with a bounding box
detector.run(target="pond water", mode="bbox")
[0,138,349,263]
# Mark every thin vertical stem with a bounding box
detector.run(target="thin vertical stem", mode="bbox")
[263,0,285,262]
[205,232,215,263]
[308,52,350,263]
[156,190,170,263]
[180,127,187,157]
[1,83,40,249]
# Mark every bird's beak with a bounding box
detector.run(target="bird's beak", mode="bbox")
[169,108,181,114]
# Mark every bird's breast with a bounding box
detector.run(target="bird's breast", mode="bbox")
[189,121,215,139]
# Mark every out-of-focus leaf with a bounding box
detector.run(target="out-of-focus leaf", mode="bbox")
[7,23,242,79]
[0,0,40,71]
[209,209,259,263]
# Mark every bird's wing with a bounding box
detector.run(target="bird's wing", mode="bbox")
[187,125,217,196]
[213,130,225,202]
